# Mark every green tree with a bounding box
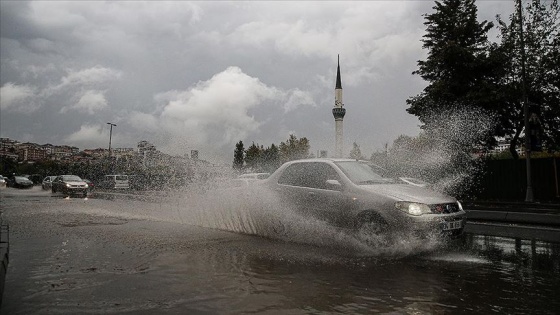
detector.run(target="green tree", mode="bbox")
[261,144,280,172]
[233,141,244,171]
[279,134,310,163]
[495,0,560,156]
[244,142,263,171]
[349,142,364,160]
[407,0,497,144]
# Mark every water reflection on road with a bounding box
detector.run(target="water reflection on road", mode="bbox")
[0,188,559,314]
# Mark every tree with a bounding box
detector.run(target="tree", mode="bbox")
[233,141,244,171]
[495,0,560,155]
[279,134,310,163]
[244,142,262,171]
[261,144,280,172]
[407,0,494,119]
[349,142,364,160]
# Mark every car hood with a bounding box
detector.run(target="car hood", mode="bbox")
[358,184,456,204]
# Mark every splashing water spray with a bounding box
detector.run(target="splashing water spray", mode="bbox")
[115,107,495,257]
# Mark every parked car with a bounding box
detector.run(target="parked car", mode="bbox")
[238,173,270,180]
[7,176,34,189]
[41,176,58,190]
[83,179,95,192]
[254,158,466,237]
[99,175,129,189]
[0,175,6,188]
[51,175,89,197]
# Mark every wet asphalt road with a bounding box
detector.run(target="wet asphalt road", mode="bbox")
[1,187,559,314]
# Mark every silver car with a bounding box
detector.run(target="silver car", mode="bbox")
[41,176,57,190]
[258,158,466,237]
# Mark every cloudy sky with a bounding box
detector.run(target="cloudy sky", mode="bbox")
[0,1,514,164]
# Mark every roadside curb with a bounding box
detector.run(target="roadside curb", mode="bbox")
[466,209,560,227]
[0,222,9,306]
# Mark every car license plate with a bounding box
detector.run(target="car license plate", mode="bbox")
[443,220,462,230]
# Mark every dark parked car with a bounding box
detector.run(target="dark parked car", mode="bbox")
[253,158,466,237]
[51,175,89,197]
[7,176,34,189]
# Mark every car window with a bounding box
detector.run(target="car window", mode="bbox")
[278,162,341,190]
[335,161,395,184]
[62,175,82,181]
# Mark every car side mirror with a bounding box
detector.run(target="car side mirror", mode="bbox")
[325,179,342,190]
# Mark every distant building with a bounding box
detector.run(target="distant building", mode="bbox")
[83,148,109,159]
[42,143,55,155]
[51,145,79,161]
[0,149,19,161]
[0,138,19,151]
[113,148,136,159]
[488,137,523,156]
[138,140,156,156]
[17,143,46,162]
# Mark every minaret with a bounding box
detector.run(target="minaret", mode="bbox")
[332,55,346,158]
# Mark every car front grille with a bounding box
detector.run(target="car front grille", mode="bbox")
[430,203,461,214]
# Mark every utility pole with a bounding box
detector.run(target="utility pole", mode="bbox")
[518,0,533,202]
[107,122,117,158]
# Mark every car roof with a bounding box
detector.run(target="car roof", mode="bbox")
[285,158,358,163]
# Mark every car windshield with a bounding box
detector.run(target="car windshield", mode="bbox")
[14,176,29,181]
[335,161,395,185]
[62,175,83,181]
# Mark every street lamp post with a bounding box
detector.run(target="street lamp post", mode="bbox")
[517,0,533,202]
[107,122,117,157]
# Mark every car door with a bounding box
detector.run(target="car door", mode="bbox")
[302,162,352,227]
[277,162,351,227]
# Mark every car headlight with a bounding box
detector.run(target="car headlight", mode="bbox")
[457,201,463,211]
[395,202,431,216]
[84,183,89,188]
[65,183,71,187]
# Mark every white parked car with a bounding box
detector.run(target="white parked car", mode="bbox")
[42,176,57,190]
[0,175,6,188]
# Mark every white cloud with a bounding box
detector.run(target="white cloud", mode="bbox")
[127,111,159,133]
[54,66,122,91]
[60,90,108,114]
[0,82,38,112]
[65,124,106,144]
[157,66,284,151]
[283,89,316,113]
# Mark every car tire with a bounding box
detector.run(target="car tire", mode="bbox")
[355,212,390,240]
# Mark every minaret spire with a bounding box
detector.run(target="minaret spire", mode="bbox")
[332,55,346,158]
[336,54,342,89]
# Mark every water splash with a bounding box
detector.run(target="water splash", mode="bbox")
[379,107,495,197]
[162,183,444,257]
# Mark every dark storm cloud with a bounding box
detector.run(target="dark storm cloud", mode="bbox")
[0,1,514,163]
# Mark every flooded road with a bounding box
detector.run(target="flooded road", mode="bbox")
[1,187,559,314]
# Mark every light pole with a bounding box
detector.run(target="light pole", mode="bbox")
[517,0,533,202]
[107,122,117,157]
